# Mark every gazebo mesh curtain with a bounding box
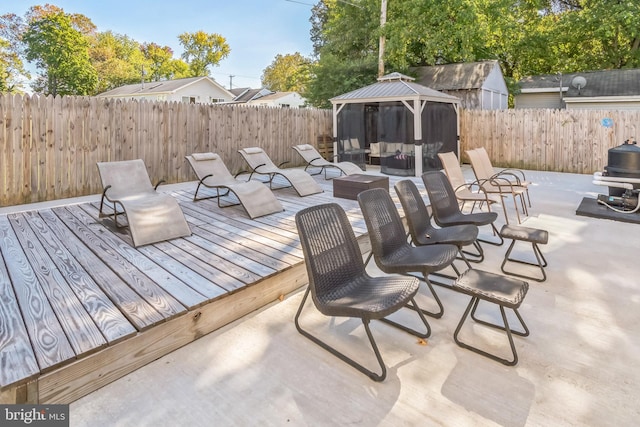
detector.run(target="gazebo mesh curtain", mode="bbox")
[422,102,457,170]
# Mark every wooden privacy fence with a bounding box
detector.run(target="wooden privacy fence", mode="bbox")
[0,93,332,206]
[460,109,640,173]
[3,92,640,207]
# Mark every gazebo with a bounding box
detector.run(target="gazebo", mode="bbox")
[330,72,460,177]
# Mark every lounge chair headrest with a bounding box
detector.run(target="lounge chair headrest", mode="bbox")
[297,144,314,151]
[243,147,263,154]
[191,152,218,161]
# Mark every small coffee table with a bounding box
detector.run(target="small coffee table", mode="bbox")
[333,174,389,200]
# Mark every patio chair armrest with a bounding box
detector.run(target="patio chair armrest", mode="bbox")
[154,179,166,190]
[308,156,323,165]
[277,160,291,168]
[199,173,213,184]
[489,175,517,191]
[253,163,267,172]
[101,184,112,200]
[501,168,527,182]
[492,171,523,185]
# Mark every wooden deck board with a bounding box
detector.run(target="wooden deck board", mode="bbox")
[9,212,108,357]
[0,216,76,373]
[0,171,403,403]
[36,210,138,343]
[51,206,172,330]
[0,248,40,387]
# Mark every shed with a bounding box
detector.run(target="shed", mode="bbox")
[330,73,460,177]
[412,60,508,110]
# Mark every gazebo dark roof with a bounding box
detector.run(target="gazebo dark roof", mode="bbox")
[331,72,459,103]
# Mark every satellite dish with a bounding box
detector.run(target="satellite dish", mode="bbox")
[572,76,587,91]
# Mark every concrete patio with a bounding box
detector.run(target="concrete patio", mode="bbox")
[9,167,640,426]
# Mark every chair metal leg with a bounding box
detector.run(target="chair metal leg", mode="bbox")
[501,240,548,282]
[477,224,504,246]
[403,275,444,318]
[295,288,430,382]
[379,297,431,338]
[462,240,484,263]
[454,296,529,366]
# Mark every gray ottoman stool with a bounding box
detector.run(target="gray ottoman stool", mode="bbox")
[500,224,549,282]
[453,269,529,366]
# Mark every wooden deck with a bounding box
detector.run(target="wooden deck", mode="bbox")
[0,171,401,404]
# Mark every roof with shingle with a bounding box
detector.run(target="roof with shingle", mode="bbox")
[519,69,640,97]
[97,76,229,97]
[412,61,500,91]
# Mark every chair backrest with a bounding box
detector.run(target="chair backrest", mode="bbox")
[394,179,432,243]
[238,147,277,170]
[422,171,462,224]
[186,152,234,182]
[466,148,492,180]
[438,151,468,191]
[357,188,409,263]
[292,144,321,164]
[295,203,365,302]
[97,159,153,199]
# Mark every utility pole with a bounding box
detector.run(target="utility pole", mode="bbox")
[229,75,235,89]
[378,0,387,77]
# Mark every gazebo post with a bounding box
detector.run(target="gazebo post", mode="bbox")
[414,97,423,177]
[414,143,423,177]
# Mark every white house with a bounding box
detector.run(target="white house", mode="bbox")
[246,91,307,108]
[412,60,508,110]
[515,68,640,110]
[97,76,235,104]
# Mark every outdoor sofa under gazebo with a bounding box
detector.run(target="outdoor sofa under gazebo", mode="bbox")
[330,72,461,177]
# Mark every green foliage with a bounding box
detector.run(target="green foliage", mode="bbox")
[261,53,312,93]
[141,42,189,82]
[303,53,378,109]
[0,13,28,92]
[23,12,97,95]
[178,31,230,77]
[306,0,640,107]
[89,31,148,94]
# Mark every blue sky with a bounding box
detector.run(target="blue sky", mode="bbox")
[3,0,316,90]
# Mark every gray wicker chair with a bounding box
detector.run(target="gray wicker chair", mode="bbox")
[422,171,504,247]
[394,179,481,265]
[357,188,459,318]
[295,203,430,382]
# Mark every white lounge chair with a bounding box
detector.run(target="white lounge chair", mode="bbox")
[292,144,362,179]
[238,147,322,197]
[97,159,191,247]
[186,152,284,219]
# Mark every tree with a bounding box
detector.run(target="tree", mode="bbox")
[304,53,377,109]
[141,42,189,81]
[22,12,97,95]
[0,13,28,92]
[178,30,230,77]
[89,31,148,94]
[262,53,312,92]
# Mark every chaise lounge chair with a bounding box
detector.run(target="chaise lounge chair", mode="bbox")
[238,147,322,197]
[97,159,191,247]
[292,144,362,179]
[185,152,284,219]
